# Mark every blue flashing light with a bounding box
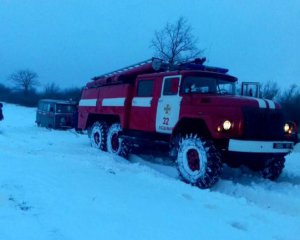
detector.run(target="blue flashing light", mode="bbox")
[180,63,229,74]
[204,66,229,74]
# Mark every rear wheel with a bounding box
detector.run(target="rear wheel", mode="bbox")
[176,134,222,189]
[260,156,285,180]
[90,121,108,151]
[107,123,130,158]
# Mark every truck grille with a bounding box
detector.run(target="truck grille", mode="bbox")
[242,107,285,140]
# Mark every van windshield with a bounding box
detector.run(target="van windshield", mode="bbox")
[56,104,76,113]
[181,76,235,95]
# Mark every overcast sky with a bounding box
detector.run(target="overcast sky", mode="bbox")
[0,0,299,89]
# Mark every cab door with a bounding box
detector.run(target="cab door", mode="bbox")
[43,102,55,128]
[36,101,45,126]
[156,75,182,134]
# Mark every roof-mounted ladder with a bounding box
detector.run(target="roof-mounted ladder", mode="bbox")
[93,58,165,80]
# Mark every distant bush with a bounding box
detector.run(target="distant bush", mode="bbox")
[61,87,82,102]
[261,81,280,100]
[278,85,300,126]
[0,83,12,102]
[13,90,40,107]
[43,82,61,99]
[40,85,82,102]
[0,83,82,107]
[0,88,39,107]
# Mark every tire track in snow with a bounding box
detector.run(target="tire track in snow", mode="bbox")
[214,165,300,216]
[133,152,300,216]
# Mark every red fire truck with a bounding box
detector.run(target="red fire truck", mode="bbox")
[78,58,297,188]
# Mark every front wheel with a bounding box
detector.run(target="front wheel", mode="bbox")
[260,156,285,180]
[176,135,222,189]
[107,123,130,159]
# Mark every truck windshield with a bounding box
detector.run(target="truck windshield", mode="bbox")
[56,104,76,113]
[181,76,235,95]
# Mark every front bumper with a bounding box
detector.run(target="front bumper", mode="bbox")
[228,139,294,153]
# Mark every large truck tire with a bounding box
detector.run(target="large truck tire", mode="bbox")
[261,156,285,181]
[107,123,130,159]
[176,135,222,189]
[90,121,108,151]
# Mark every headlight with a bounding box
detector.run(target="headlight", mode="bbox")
[222,120,232,131]
[284,122,295,134]
[284,123,290,133]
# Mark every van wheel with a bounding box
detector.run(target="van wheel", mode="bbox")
[260,156,285,180]
[107,123,130,159]
[90,121,108,151]
[177,134,222,189]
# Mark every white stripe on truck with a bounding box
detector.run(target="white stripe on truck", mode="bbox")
[132,97,152,107]
[256,99,267,108]
[79,99,97,107]
[102,98,125,107]
[265,99,276,109]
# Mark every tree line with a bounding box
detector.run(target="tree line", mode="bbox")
[261,81,300,126]
[0,69,82,107]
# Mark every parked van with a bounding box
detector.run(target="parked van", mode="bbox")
[36,99,77,129]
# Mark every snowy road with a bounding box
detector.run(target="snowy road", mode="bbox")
[0,103,300,240]
[133,151,300,217]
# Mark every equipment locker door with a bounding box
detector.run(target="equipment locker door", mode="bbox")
[156,75,182,134]
[129,78,156,131]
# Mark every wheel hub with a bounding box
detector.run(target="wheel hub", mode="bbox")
[187,149,200,171]
[111,132,119,151]
[94,132,100,145]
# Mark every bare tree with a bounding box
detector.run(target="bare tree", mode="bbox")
[44,82,60,98]
[62,87,82,102]
[151,17,203,64]
[8,69,39,94]
[261,81,280,100]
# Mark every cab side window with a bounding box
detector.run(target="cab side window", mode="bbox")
[49,103,55,112]
[38,102,43,111]
[46,103,50,112]
[163,77,179,95]
[137,80,154,97]
[41,103,48,112]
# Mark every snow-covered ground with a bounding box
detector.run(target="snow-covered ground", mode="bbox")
[0,103,300,240]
